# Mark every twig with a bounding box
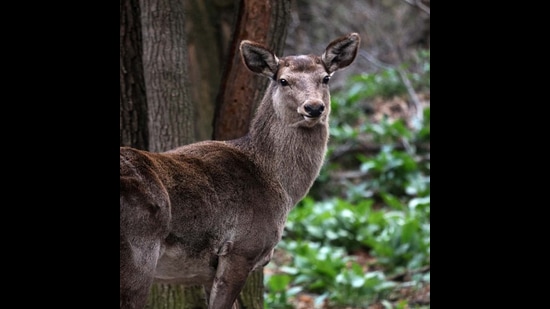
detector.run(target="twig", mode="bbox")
[401,0,430,15]
[359,49,392,70]
[387,265,430,281]
[396,67,424,130]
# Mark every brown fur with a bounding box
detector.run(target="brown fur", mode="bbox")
[120,33,360,309]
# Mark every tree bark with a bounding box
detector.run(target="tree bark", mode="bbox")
[146,285,207,309]
[140,0,195,152]
[183,0,236,141]
[237,268,265,309]
[120,0,148,149]
[214,0,291,141]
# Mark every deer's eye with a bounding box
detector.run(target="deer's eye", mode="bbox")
[323,76,330,84]
[279,79,289,86]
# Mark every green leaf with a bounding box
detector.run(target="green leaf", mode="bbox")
[268,274,291,292]
[286,286,303,297]
[279,266,298,275]
[381,193,404,210]
[401,219,419,243]
[409,196,430,209]
[376,280,398,292]
[351,275,366,288]
[381,299,394,309]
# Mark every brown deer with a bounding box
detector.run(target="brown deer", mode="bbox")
[120,33,360,309]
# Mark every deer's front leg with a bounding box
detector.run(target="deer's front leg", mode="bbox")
[208,254,253,309]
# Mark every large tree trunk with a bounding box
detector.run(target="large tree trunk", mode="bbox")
[183,0,235,141]
[140,0,194,152]
[120,0,148,149]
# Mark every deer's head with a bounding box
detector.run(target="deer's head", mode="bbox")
[240,33,360,128]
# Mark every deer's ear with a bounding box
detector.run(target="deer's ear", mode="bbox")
[240,40,279,78]
[322,33,360,73]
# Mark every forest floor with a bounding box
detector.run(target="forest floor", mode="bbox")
[268,248,430,309]
[291,284,430,309]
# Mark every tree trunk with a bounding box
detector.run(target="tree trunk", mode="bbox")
[120,0,148,149]
[140,0,195,152]
[139,0,204,307]
[146,285,207,309]
[237,268,265,309]
[183,0,236,141]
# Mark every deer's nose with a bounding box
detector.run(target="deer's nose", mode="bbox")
[304,102,325,117]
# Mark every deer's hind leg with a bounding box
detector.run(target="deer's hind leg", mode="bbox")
[120,169,171,309]
[120,236,162,309]
[207,252,254,309]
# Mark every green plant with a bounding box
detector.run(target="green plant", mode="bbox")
[277,240,350,293]
[332,266,397,307]
[361,196,430,273]
[264,273,300,309]
[285,197,374,251]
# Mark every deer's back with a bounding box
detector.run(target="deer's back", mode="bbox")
[159,141,291,238]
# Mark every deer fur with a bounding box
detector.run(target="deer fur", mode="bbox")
[120,33,360,309]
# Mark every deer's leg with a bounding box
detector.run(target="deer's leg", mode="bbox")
[120,167,171,309]
[207,254,252,309]
[204,284,240,309]
[120,198,165,308]
[120,238,161,309]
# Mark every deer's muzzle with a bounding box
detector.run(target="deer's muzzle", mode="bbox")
[299,100,326,119]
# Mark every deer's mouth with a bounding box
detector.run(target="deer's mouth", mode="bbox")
[297,111,325,127]
[293,111,326,128]
[302,114,320,120]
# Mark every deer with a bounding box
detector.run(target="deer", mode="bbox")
[120,32,360,309]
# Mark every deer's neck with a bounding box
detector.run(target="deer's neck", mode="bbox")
[232,93,329,206]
